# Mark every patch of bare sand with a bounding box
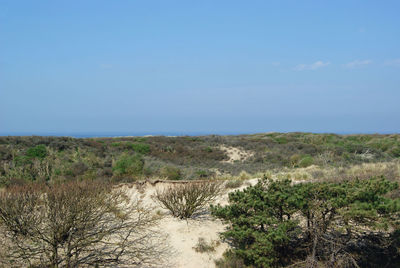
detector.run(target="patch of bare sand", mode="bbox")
[220,145,254,164]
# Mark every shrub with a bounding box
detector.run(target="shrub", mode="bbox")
[238,170,251,180]
[274,136,288,144]
[155,181,222,219]
[298,155,314,167]
[289,154,302,167]
[193,237,218,253]
[111,142,122,147]
[203,146,213,153]
[129,143,150,154]
[112,154,144,178]
[159,165,182,180]
[26,145,47,159]
[215,251,246,268]
[70,162,88,177]
[390,146,400,158]
[225,179,243,189]
[13,155,32,167]
[196,170,210,179]
[0,181,168,267]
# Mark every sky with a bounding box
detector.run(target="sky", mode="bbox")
[1,0,399,135]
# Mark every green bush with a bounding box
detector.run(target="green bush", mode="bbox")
[274,136,288,144]
[129,143,150,154]
[111,142,122,147]
[13,155,32,167]
[26,145,47,159]
[298,155,314,167]
[112,154,144,178]
[390,146,400,158]
[203,146,213,153]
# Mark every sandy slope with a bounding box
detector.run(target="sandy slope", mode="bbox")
[121,179,259,268]
[220,146,254,163]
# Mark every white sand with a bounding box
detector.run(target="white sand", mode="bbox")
[220,146,254,163]
[121,178,259,267]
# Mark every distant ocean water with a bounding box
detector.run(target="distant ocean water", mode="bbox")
[0,131,252,138]
[0,131,395,137]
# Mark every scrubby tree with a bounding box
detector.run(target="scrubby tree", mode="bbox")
[0,181,168,267]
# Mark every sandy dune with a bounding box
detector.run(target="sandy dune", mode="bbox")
[121,179,259,267]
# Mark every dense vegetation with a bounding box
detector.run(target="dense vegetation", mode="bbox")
[0,133,399,186]
[212,176,400,267]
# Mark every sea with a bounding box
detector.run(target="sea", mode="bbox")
[0,131,252,138]
[0,131,394,138]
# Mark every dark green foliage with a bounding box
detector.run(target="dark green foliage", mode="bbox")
[129,143,150,154]
[274,136,288,144]
[111,141,150,154]
[212,176,400,267]
[26,145,47,159]
[13,155,32,167]
[212,178,301,267]
[390,146,400,158]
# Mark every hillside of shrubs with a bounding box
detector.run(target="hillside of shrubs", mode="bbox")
[0,133,399,186]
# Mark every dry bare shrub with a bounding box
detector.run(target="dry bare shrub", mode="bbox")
[0,181,168,267]
[154,181,222,219]
[193,237,219,253]
[215,251,246,268]
[225,179,243,189]
[237,170,251,180]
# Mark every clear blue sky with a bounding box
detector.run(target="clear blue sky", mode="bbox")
[1,1,399,135]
